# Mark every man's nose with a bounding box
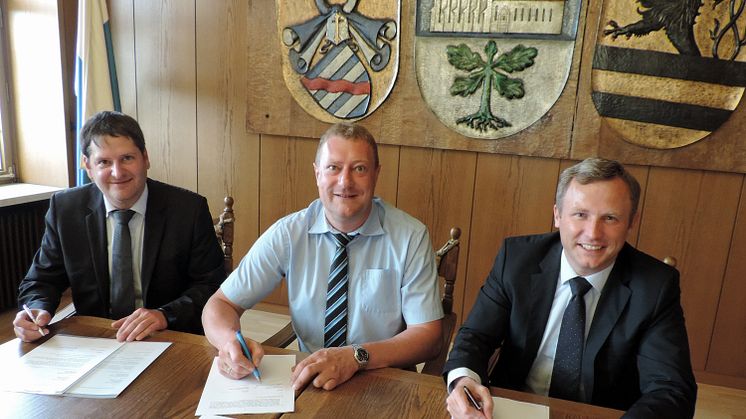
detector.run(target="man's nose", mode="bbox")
[587,218,603,238]
[338,167,353,186]
[111,161,122,177]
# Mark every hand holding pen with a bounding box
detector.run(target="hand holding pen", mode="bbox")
[236,330,262,382]
[13,304,49,342]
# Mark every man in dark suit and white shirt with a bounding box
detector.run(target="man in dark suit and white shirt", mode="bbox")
[14,111,225,342]
[444,158,697,419]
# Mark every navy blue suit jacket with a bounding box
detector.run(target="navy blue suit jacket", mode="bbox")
[444,232,697,418]
[18,179,225,334]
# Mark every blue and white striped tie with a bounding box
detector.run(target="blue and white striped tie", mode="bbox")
[324,232,354,348]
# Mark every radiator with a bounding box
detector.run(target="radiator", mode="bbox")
[0,200,48,310]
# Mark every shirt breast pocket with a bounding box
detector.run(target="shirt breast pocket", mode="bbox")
[356,268,400,314]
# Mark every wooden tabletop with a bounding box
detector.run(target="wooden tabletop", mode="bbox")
[0,316,292,419]
[0,316,624,419]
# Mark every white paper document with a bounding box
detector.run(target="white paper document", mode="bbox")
[492,396,550,418]
[196,355,295,416]
[0,334,170,398]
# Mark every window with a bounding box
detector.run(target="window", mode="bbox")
[0,1,17,184]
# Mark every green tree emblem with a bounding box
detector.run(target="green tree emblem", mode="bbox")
[447,40,538,132]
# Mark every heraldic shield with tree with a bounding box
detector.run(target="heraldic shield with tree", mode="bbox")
[280,0,399,122]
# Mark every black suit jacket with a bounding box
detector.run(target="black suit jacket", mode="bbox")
[18,179,225,334]
[444,232,697,418]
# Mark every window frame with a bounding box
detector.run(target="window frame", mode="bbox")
[0,1,18,184]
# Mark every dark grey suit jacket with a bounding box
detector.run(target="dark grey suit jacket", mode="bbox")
[444,232,697,418]
[17,179,225,334]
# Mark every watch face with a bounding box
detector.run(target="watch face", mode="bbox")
[356,347,369,362]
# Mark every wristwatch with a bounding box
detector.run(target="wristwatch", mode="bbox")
[352,344,369,370]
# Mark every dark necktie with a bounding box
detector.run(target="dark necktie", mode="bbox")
[549,276,593,401]
[110,209,136,319]
[324,232,354,348]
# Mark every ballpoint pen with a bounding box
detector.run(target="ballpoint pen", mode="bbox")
[22,304,46,336]
[235,330,262,382]
[463,385,482,411]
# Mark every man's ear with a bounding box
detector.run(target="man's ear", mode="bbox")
[553,204,561,229]
[82,155,93,180]
[143,148,150,170]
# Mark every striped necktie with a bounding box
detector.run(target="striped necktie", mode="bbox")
[110,209,136,319]
[549,276,593,401]
[324,232,354,348]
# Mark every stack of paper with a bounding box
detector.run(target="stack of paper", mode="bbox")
[0,335,170,398]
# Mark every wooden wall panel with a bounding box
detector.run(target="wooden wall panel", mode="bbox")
[109,0,136,117]
[133,0,197,190]
[463,156,560,317]
[258,135,318,305]
[195,0,259,263]
[636,168,742,370]
[373,144,400,206]
[396,148,477,324]
[707,178,746,377]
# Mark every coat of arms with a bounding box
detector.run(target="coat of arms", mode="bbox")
[279,0,400,122]
[592,0,746,149]
[415,0,582,139]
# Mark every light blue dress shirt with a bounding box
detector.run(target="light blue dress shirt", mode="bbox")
[221,197,444,353]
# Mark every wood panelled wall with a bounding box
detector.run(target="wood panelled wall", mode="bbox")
[108,1,746,388]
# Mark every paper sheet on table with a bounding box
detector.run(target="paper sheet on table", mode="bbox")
[493,396,550,418]
[0,335,123,395]
[65,341,170,398]
[196,355,295,416]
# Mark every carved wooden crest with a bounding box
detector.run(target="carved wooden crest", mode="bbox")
[278,0,400,122]
[592,0,746,149]
[415,0,582,139]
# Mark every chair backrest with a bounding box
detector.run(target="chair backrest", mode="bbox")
[436,227,461,315]
[421,227,461,376]
[214,196,234,274]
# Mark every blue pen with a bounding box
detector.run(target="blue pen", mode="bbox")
[235,330,262,382]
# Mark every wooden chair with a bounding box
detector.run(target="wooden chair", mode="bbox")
[421,227,461,376]
[261,227,463,368]
[213,196,234,274]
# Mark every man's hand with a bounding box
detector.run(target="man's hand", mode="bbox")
[216,335,264,380]
[111,308,168,342]
[445,377,493,419]
[291,346,359,391]
[13,308,51,342]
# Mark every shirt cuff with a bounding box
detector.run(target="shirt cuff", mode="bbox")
[446,367,482,393]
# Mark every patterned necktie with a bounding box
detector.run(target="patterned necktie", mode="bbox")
[324,232,354,348]
[110,209,136,319]
[549,276,593,401]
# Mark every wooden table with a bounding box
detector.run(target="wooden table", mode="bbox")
[1,316,624,418]
[0,316,294,419]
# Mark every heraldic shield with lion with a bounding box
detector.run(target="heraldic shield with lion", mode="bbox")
[593,0,746,149]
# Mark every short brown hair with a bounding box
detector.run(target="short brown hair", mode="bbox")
[556,158,641,223]
[316,123,379,168]
[80,111,145,157]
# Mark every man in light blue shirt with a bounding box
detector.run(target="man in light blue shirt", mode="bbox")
[202,123,443,391]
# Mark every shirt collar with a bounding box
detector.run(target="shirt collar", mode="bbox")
[308,197,385,237]
[104,184,148,217]
[559,249,614,294]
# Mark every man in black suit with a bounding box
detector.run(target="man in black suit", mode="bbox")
[444,158,697,418]
[14,111,225,342]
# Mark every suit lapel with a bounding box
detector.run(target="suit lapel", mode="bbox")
[524,241,563,364]
[581,244,632,402]
[85,186,109,314]
[141,179,165,304]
